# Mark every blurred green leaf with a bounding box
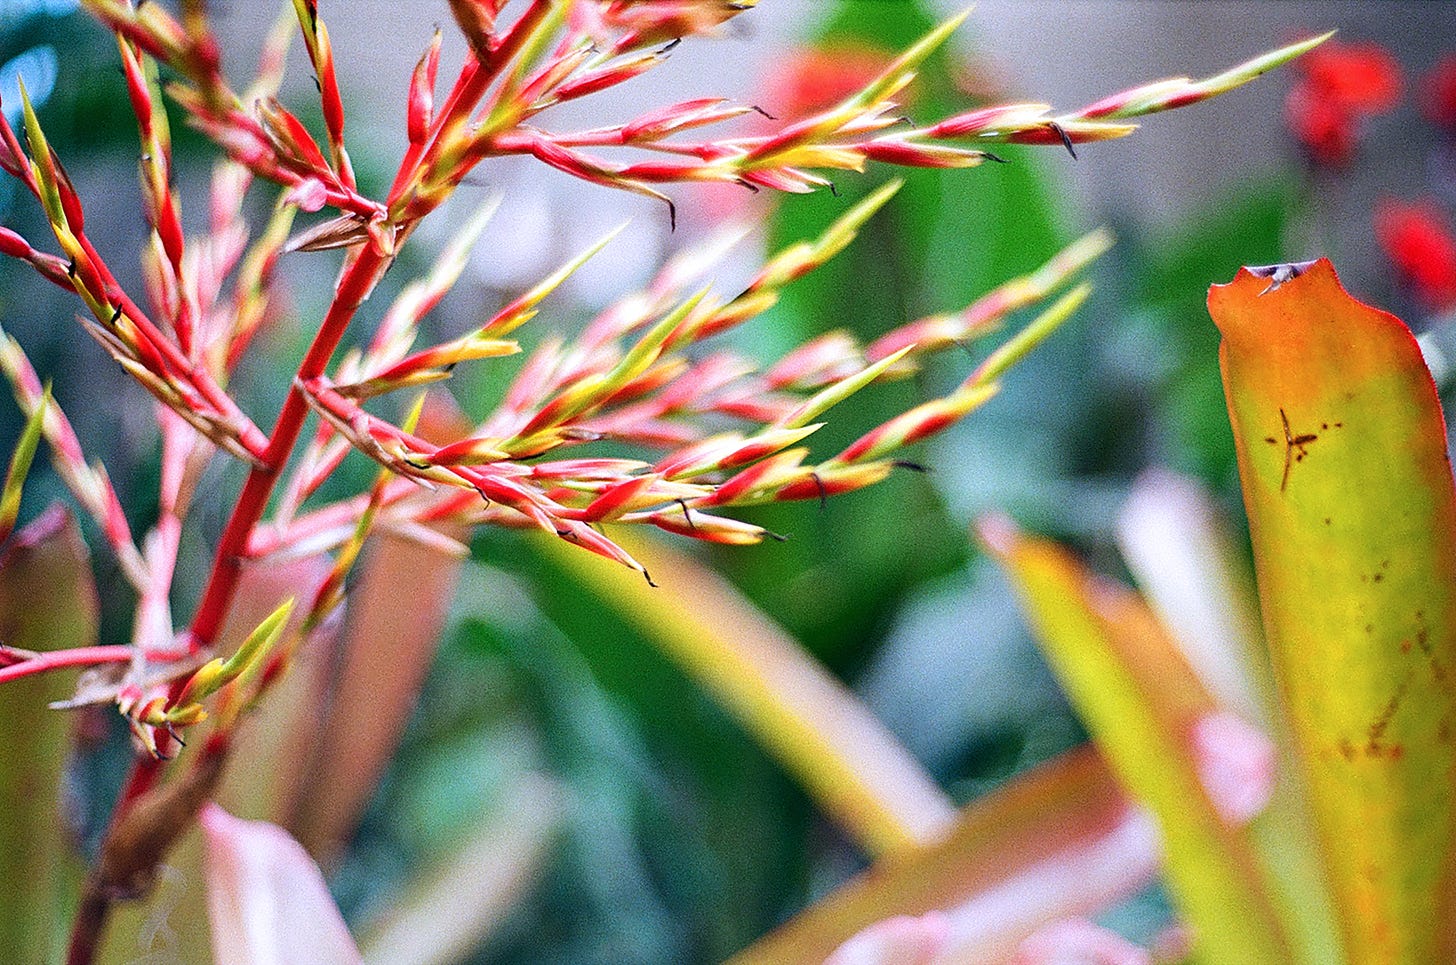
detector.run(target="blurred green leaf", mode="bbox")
[0,505,96,965]
[359,775,563,965]
[532,528,956,857]
[0,380,46,543]
[449,554,798,963]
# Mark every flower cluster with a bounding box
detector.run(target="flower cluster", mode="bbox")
[1278,36,1456,314]
[0,1,1324,956]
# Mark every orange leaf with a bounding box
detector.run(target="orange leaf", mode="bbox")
[1209,259,1456,963]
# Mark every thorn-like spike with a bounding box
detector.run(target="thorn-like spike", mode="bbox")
[1048,120,1078,159]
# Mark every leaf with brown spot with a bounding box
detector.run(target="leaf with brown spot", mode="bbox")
[1209,259,1456,963]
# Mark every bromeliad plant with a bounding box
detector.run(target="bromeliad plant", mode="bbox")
[0,1,1323,961]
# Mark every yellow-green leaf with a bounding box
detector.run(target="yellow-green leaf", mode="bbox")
[1116,469,1343,965]
[0,381,48,544]
[980,515,1293,965]
[535,529,955,858]
[1209,259,1456,964]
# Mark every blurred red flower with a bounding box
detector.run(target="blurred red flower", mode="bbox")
[768,41,893,119]
[1285,40,1403,166]
[1375,199,1456,312]
[1422,54,1456,131]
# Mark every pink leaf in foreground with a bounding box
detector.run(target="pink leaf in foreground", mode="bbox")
[1009,918,1152,965]
[200,803,362,965]
[824,912,949,965]
[730,751,1159,965]
[1187,711,1277,827]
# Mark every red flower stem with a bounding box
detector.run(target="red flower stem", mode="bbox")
[62,16,605,965]
[67,207,392,965]
[387,0,555,209]
[66,752,165,965]
[187,245,390,651]
[0,645,176,684]
[67,14,556,959]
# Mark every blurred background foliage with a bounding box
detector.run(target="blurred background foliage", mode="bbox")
[3,1,1456,962]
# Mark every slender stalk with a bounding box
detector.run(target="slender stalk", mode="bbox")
[0,645,140,683]
[190,245,389,649]
[65,754,164,965]
[65,892,110,965]
[66,245,390,965]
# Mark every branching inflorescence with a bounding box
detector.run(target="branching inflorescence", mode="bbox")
[0,0,1323,958]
